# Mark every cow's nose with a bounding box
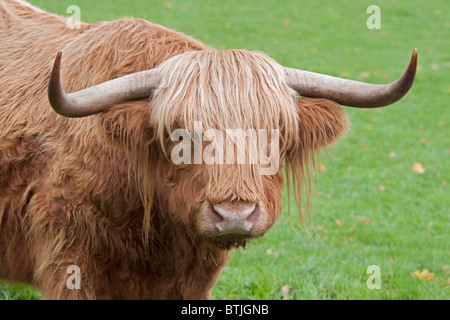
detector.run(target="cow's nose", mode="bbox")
[210,202,259,235]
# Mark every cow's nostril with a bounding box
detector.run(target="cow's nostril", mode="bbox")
[246,204,260,224]
[209,205,225,224]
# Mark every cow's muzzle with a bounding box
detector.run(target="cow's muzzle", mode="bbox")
[204,201,263,249]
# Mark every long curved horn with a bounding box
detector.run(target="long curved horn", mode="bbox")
[285,49,417,108]
[48,52,160,118]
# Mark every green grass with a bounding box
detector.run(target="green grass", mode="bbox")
[2,0,448,300]
[0,281,41,300]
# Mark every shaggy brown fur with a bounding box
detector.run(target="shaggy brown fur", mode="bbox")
[0,0,348,299]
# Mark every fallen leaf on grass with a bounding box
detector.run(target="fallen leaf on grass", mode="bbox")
[414,269,435,281]
[412,162,425,174]
[282,18,292,26]
[360,71,370,78]
[442,265,450,275]
[281,285,291,300]
[317,162,326,172]
[361,218,373,225]
[335,219,343,226]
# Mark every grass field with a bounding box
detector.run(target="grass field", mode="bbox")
[1,0,448,300]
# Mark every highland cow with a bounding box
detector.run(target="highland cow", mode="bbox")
[0,0,416,299]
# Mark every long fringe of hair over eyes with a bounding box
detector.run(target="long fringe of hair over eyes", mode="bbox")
[131,49,333,238]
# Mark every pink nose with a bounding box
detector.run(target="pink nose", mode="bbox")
[210,201,259,235]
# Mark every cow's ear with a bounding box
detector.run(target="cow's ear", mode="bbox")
[296,97,349,150]
[95,101,155,152]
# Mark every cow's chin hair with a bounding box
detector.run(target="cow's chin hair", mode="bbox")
[205,234,249,251]
[202,228,267,251]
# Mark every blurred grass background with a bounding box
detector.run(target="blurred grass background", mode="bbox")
[1,0,448,299]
